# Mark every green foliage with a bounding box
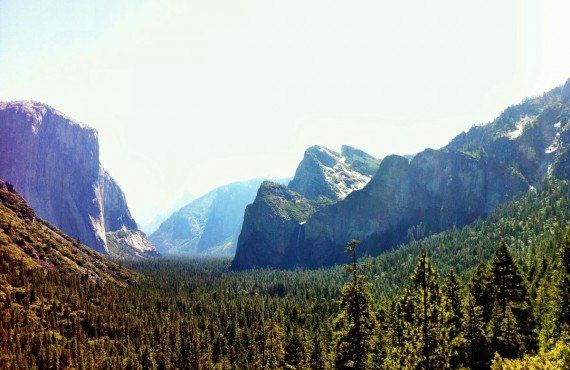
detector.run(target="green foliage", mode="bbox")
[555,228,570,335]
[1,180,569,369]
[396,254,448,369]
[462,291,491,369]
[334,240,378,369]
[442,270,463,368]
[487,244,537,357]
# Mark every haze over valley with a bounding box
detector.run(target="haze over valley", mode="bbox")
[1,1,570,368]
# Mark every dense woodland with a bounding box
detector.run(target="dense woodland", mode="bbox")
[1,180,570,369]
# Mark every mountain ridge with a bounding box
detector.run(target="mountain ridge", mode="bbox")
[232,79,570,270]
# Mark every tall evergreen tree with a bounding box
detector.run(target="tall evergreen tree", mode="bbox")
[262,321,285,369]
[442,270,463,368]
[469,262,493,323]
[334,239,378,370]
[488,243,537,356]
[400,253,448,369]
[488,304,524,359]
[309,332,328,370]
[462,292,491,370]
[285,328,306,369]
[554,227,570,337]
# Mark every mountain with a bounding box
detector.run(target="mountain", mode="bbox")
[288,145,380,202]
[231,181,317,269]
[0,179,134,285]
[0,101,157,258]
[150,178,288,257]
[232,145,380,269]
[233,79,570,270]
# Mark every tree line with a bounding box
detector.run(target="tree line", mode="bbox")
[0,180,568,369]
[333,234,570,369]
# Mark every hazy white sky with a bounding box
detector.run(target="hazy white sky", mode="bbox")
[1,0,569,224]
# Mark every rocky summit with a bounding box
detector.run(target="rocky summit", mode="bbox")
[288,145,380,202]
[0,101,157,258]
[232,80,570,270]
[232,145,379,269]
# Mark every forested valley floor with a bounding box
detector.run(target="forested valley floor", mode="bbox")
[1,180,570,369]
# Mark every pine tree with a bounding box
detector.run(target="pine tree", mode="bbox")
[488,243,537,355]
[285,328,306,369]
[469,262,493,323]
[370,307,389,370]
[442,270,463,368]
[334,239,378,370]
[462,292,491,370]
[262,321,285,369]
[398,253,448,369]
[554,227,570,337]
[141,345,157,370]
[309,332,328,370]
[414,253,447,369]
[383,298,407,368]
[490,304,523,359]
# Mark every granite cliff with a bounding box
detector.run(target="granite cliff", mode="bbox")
[233,80,570,269]
[150,178,282,257]
[288,145,380,202]
[232,145,379,269]
[0,101,157,258]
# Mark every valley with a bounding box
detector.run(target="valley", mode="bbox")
[1,63,569,370]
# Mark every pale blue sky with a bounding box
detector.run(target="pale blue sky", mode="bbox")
[1,0,569,224]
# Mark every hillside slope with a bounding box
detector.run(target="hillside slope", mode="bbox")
[0,179,134,286]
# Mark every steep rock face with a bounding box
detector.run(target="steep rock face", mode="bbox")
[106,227,159,259]
[98,169,138,232]
[231,181,316,269]
[150,191,214,254]
[150,178,274,256]
[232,145,378,268]
[288,145,379,201]
[301,149,530,268]
[0,101,106,252]
[0,101,156,258]
[233,80,570,270]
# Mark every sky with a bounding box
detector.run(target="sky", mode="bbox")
[1,0,570,225]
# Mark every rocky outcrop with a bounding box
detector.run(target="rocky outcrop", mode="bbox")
[232,79,570,270]
[232,145,378,269]
[0,101,157,258]
[150,190,217,255]
[106,227,159,259]
[231,181,316,269]
[340,145,381,177]
[150,178,277,257]
[98,169,138,232]
[288,145,379,201]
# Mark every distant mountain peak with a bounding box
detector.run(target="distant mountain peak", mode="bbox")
[288,145,379,201]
